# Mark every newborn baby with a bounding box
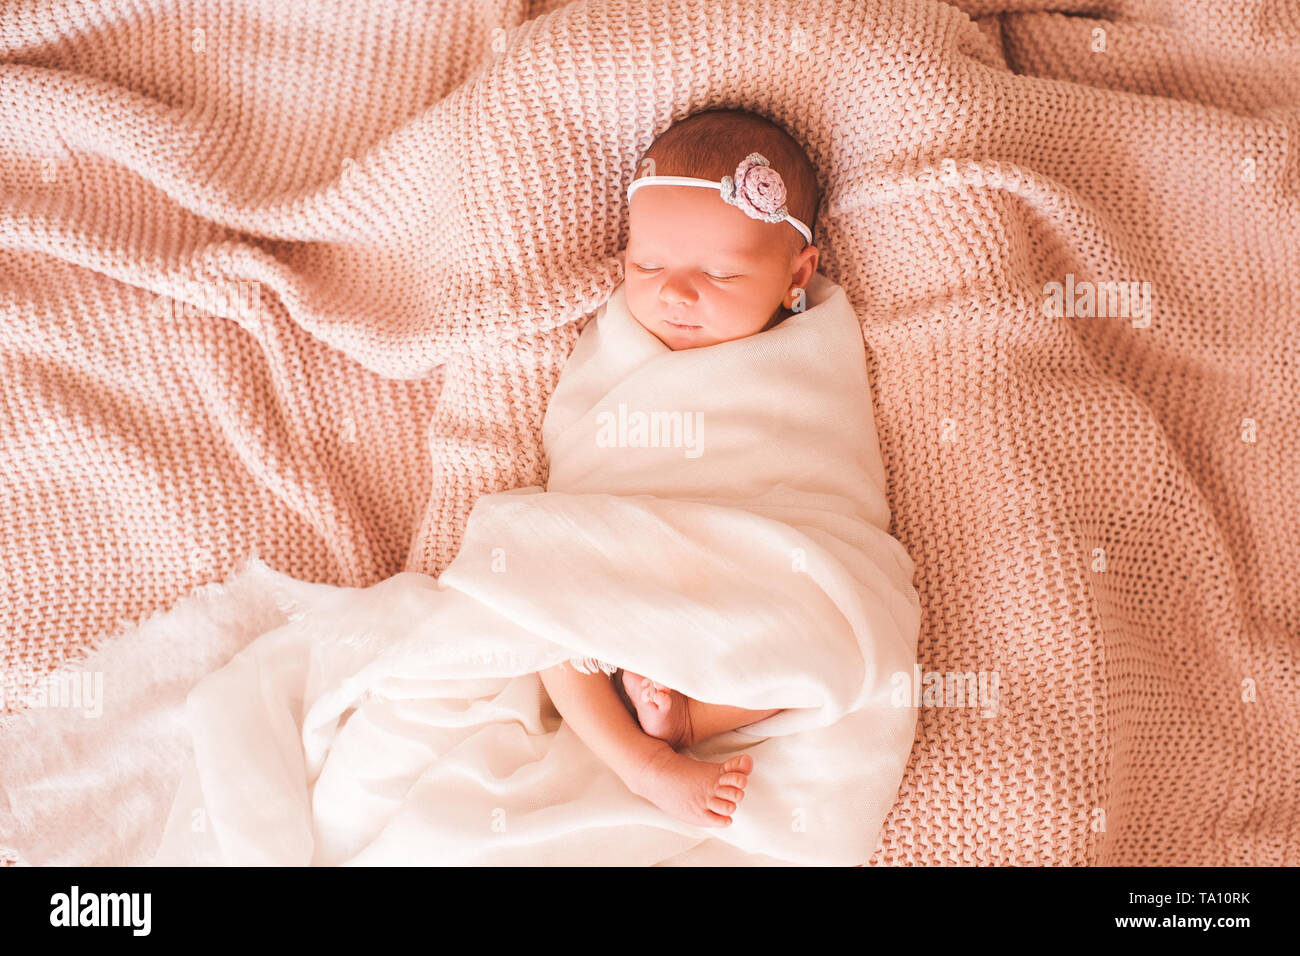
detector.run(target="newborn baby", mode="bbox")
[538,108,821,830]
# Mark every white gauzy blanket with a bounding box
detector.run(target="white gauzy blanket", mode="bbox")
[0,272,921,866]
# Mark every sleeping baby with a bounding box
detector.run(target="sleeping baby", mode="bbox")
[538,108,822,830]
[15,105,906,867]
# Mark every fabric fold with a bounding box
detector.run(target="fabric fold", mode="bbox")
[3,273,920,867]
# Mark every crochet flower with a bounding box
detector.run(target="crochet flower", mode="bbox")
[720,152,790,224]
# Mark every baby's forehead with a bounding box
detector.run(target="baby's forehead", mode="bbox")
[628,230,780,272]
[629,183,790,247]
[630,206,763,254]
[629,220,751,251]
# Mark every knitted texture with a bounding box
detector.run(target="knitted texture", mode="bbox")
[1,0,1297,867]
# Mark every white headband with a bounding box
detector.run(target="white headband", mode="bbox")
[627,151,813,245]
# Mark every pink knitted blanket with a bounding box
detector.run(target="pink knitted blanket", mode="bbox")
[1,0,1296,865]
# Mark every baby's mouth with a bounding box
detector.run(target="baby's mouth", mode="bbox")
[664,317,700,330]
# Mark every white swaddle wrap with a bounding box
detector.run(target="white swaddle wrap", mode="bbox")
[1,272,921,866]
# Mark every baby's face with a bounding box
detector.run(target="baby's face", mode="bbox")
[624,185,817,350]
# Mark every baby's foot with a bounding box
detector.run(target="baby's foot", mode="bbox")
[630,748,753,828]
[622,670,694,749]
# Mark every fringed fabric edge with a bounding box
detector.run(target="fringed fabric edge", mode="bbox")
[567,655,619,676]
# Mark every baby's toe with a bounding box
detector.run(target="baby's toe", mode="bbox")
[716,784,745,804]
[724,754,754,774]
[708,796,737,817]
[718,771,749,791]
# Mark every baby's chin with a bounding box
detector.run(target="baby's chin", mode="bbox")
[629,303,777,350]
[637,317,760,351]
[628,314,700,350]
[660,326,714,350]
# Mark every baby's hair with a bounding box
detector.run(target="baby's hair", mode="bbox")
[634,107,820,258]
